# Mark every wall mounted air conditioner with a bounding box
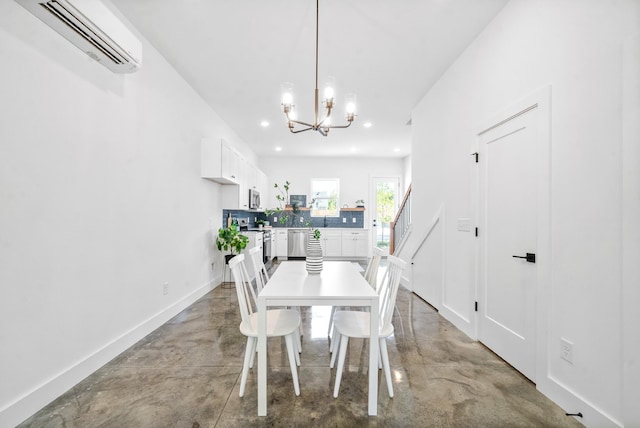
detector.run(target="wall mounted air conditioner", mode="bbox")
[16,0,142,73]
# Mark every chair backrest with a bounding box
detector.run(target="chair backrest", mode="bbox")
[363,247,385,288]
[228,254,258,325]
[377,255,407,330]
[248,245,269,292]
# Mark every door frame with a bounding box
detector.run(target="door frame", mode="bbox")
[473,86,551,382]
[369,175,401,256]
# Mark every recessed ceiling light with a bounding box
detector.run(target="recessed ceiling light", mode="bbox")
[363,122,373,128]
[350,147,357,153]
[275,146,282,152]
[260,120,269,127]
[393,148,400,152]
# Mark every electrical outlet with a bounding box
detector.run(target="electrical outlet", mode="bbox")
[342,217,346,223]
[163,282,169,295]
[560,338,573,363]
[299,217,304,223]
[273,216,277,223]
[352,217,356,223]
[457,218,471,232]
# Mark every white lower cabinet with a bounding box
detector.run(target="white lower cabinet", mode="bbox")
[275,229,288,258]
[341,230,369,258]
[320,230,342,257]
[271,228,367,259]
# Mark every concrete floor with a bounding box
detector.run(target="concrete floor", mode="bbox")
[19,263,583,427]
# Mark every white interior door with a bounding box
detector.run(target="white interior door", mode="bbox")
[370,177,399,255]
[477,106,539,382]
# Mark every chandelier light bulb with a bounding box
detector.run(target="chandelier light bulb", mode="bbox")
[323,76,336,102]
[282,92,293,106]
[344,93,357,121]
[324,86,335,101]
[281,82,294,108]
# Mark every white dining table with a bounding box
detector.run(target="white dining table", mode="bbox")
[257,261,379,416]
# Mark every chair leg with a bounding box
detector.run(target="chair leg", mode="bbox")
[295,326,303,355]
[293,330,301,367]
[379,338,393,398]
[248,335,258,369]
[329,325,337,353]
[333,335,349,398]
[327,306,336,337]
[329,330,341,368]
[284,334,301,396]
[239,337,255,397]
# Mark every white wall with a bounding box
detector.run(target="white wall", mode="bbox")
[406,1,639,426]
[402,155,412,194]
[259,156,405,225]
[0,2,249,426]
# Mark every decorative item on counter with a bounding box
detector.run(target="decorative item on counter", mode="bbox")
[355,199,365,208]
[305,229,323,274]
[289,194,307,208]
[256,219,265,230]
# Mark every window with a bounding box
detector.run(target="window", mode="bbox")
[310,178,339,217]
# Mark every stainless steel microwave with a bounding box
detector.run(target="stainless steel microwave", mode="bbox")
[249,188,260,210]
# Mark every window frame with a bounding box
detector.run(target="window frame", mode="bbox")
[310,178,340,217]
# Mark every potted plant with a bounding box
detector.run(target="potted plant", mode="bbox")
[216,224,249,264]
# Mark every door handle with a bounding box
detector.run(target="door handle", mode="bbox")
[512,253,536,263]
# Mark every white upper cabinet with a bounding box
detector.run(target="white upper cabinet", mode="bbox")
[201,137,269,210]
[201,138,239,184]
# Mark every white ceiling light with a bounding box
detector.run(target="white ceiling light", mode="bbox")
[280,0,356,136]
[260,120,269,127]
[363,121,373,128]
[275,146,283,152]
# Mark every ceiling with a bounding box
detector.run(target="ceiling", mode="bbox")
[110,0,508,158]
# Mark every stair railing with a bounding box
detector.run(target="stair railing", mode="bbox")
[390,184,411,255]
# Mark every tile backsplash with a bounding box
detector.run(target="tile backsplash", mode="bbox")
[222,209,364,229]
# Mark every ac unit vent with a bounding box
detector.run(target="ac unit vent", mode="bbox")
[16,0,142,73]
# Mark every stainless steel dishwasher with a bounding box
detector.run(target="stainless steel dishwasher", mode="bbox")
[287,229,307,258]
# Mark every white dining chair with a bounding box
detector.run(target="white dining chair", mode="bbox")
[327,247,385,346]
[228,254,302,397]
[248,246,303,354]
[248,246,269,292]
[363,247,385,286]
[330,255,407,398]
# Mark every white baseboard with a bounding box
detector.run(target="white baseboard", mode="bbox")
[537,374,622,428]
[0,279,218,428]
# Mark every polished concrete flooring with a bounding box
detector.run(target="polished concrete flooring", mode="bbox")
[19,263,583,427]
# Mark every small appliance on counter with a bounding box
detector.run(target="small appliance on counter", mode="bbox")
[238,217,250,230]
